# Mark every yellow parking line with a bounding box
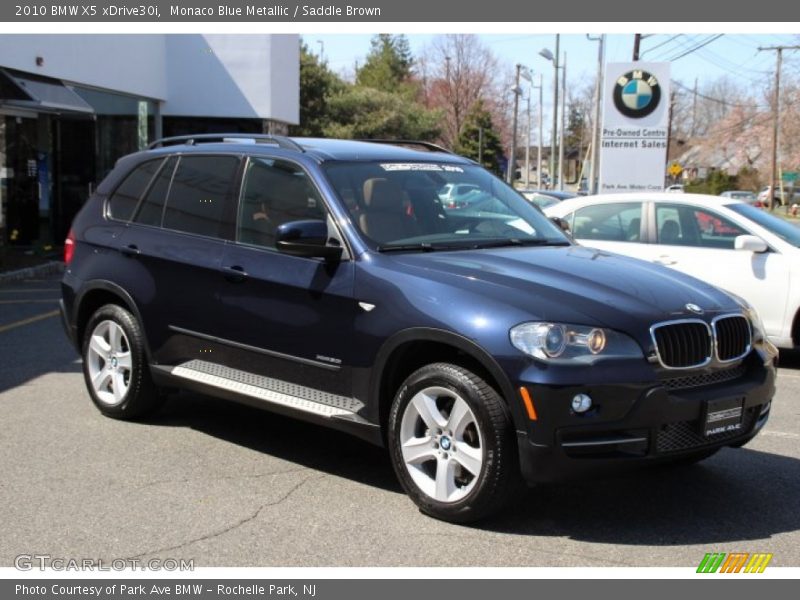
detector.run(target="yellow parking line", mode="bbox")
[0,299,59,304]
[0,310,60,334]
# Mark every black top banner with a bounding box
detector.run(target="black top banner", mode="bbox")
[1,0,799,22]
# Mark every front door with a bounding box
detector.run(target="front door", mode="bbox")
[218,156,356,398]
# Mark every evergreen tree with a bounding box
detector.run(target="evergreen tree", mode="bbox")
[291,41,344,137]
[356,34,415,94]
[324,86,441,141]
[455,100,505,174]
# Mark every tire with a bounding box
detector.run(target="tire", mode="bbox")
[388,363,521,523]
[81,304,163,420]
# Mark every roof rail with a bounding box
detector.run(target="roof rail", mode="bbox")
[148,133,305,152]
[357,139,453,154]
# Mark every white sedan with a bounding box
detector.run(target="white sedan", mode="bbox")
[545,192,800,349]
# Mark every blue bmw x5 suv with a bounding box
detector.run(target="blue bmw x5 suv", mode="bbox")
[61,134,777,522]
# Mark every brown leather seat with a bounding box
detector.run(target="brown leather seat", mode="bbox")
[359,178,420,243]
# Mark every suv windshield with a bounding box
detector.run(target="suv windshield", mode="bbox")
[323,161,570,251]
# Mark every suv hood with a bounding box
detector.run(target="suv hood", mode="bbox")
[386,245,739,333]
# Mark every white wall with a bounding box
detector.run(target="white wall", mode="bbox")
[0,34,167,100]
[162,34,299,124]
[0,34,300,124]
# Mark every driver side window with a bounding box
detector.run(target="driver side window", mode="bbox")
[237,158,325,250]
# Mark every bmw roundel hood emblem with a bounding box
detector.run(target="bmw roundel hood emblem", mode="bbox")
[685,303,704,315]
[613,70,661,119]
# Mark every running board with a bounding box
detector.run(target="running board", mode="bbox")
[167,359,363,419]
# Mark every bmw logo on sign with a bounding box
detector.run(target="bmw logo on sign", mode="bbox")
[613,70,662,119]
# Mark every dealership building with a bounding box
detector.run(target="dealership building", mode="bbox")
[0,34,299,247]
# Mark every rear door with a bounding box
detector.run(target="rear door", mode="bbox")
[121,153,242,364]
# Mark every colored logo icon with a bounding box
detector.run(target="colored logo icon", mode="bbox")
[613,70,661,118]
[697,552,773,573]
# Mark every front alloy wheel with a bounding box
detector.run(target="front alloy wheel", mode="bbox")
[389,363,521,523]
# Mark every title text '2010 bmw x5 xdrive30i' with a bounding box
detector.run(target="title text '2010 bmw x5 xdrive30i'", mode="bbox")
[61,135,777,522]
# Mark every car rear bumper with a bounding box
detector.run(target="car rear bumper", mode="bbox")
[514,353,776,483]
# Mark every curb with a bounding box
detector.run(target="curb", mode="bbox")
[0,261,65,284]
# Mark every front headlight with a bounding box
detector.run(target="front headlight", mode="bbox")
[510,322,643,362]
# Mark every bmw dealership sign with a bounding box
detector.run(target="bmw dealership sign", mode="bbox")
[599,62,670,193]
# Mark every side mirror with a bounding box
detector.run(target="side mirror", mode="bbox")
[276,220,343,260]
[734,235,768,253]
[551,216,571,233]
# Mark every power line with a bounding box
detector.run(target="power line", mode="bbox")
[671,80,769,109]
[640,34,683,57]
[667,34,725,61]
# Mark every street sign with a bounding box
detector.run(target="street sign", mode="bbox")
[668,162,682,178]
[782,171,798,182]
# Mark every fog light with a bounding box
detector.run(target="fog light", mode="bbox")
[571,393,592,413]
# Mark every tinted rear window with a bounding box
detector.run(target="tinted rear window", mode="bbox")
[162,156,239,238]
[107,159,163,221]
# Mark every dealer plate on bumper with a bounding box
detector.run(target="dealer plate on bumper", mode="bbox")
[703,396,744,437]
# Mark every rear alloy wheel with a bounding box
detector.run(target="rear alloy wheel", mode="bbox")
[82,304,162,419]
[388,363,521,523]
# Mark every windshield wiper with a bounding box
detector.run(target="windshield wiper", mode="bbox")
[377,243,440,253]
[469,238,571,249]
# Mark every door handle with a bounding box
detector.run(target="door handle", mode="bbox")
[120,244,140,257]
[653,255,677,266]
[221,265,249,282]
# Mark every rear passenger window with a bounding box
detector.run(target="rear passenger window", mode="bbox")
[573,202,643,242]
[134,156,177,227]
[162,156,239,238]
[107,160,162,221]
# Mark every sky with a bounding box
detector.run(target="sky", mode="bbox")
[306,32,800,146]
[310,33,800,88]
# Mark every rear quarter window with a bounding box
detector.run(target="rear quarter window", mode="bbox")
[107,159,163,221]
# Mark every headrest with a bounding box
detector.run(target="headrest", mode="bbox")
[363,178,405,212]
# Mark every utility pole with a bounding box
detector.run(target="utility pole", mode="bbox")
[758,45,800,211]
[558,52,567,191]
[587,34,604,195]
[633,34,642,61]
[525,91,531,188]
[508,63,522,184]
[478,127,483,166]
[537,73,543,189]
[691,78,698,137]
[551,35,560,189]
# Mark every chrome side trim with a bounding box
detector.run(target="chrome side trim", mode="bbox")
[562,436,648,448]
[168,325,340,371]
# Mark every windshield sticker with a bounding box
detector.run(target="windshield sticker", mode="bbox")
[379,163,463,173]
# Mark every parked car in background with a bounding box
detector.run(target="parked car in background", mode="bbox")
[757,185,798,206]
[438,182,481,209]
[720,190,758,205]
[665,184,685,193]
[519,190,560,210]
[518,189,577,202]
[545,192,800,349]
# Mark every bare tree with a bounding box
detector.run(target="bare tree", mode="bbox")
[418,35,504,149]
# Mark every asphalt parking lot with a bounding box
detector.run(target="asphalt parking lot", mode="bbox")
[1,274,799,568]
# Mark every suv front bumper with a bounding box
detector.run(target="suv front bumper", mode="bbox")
[514,353,776,483]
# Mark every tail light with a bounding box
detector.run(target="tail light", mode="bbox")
[64,229,75,265]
